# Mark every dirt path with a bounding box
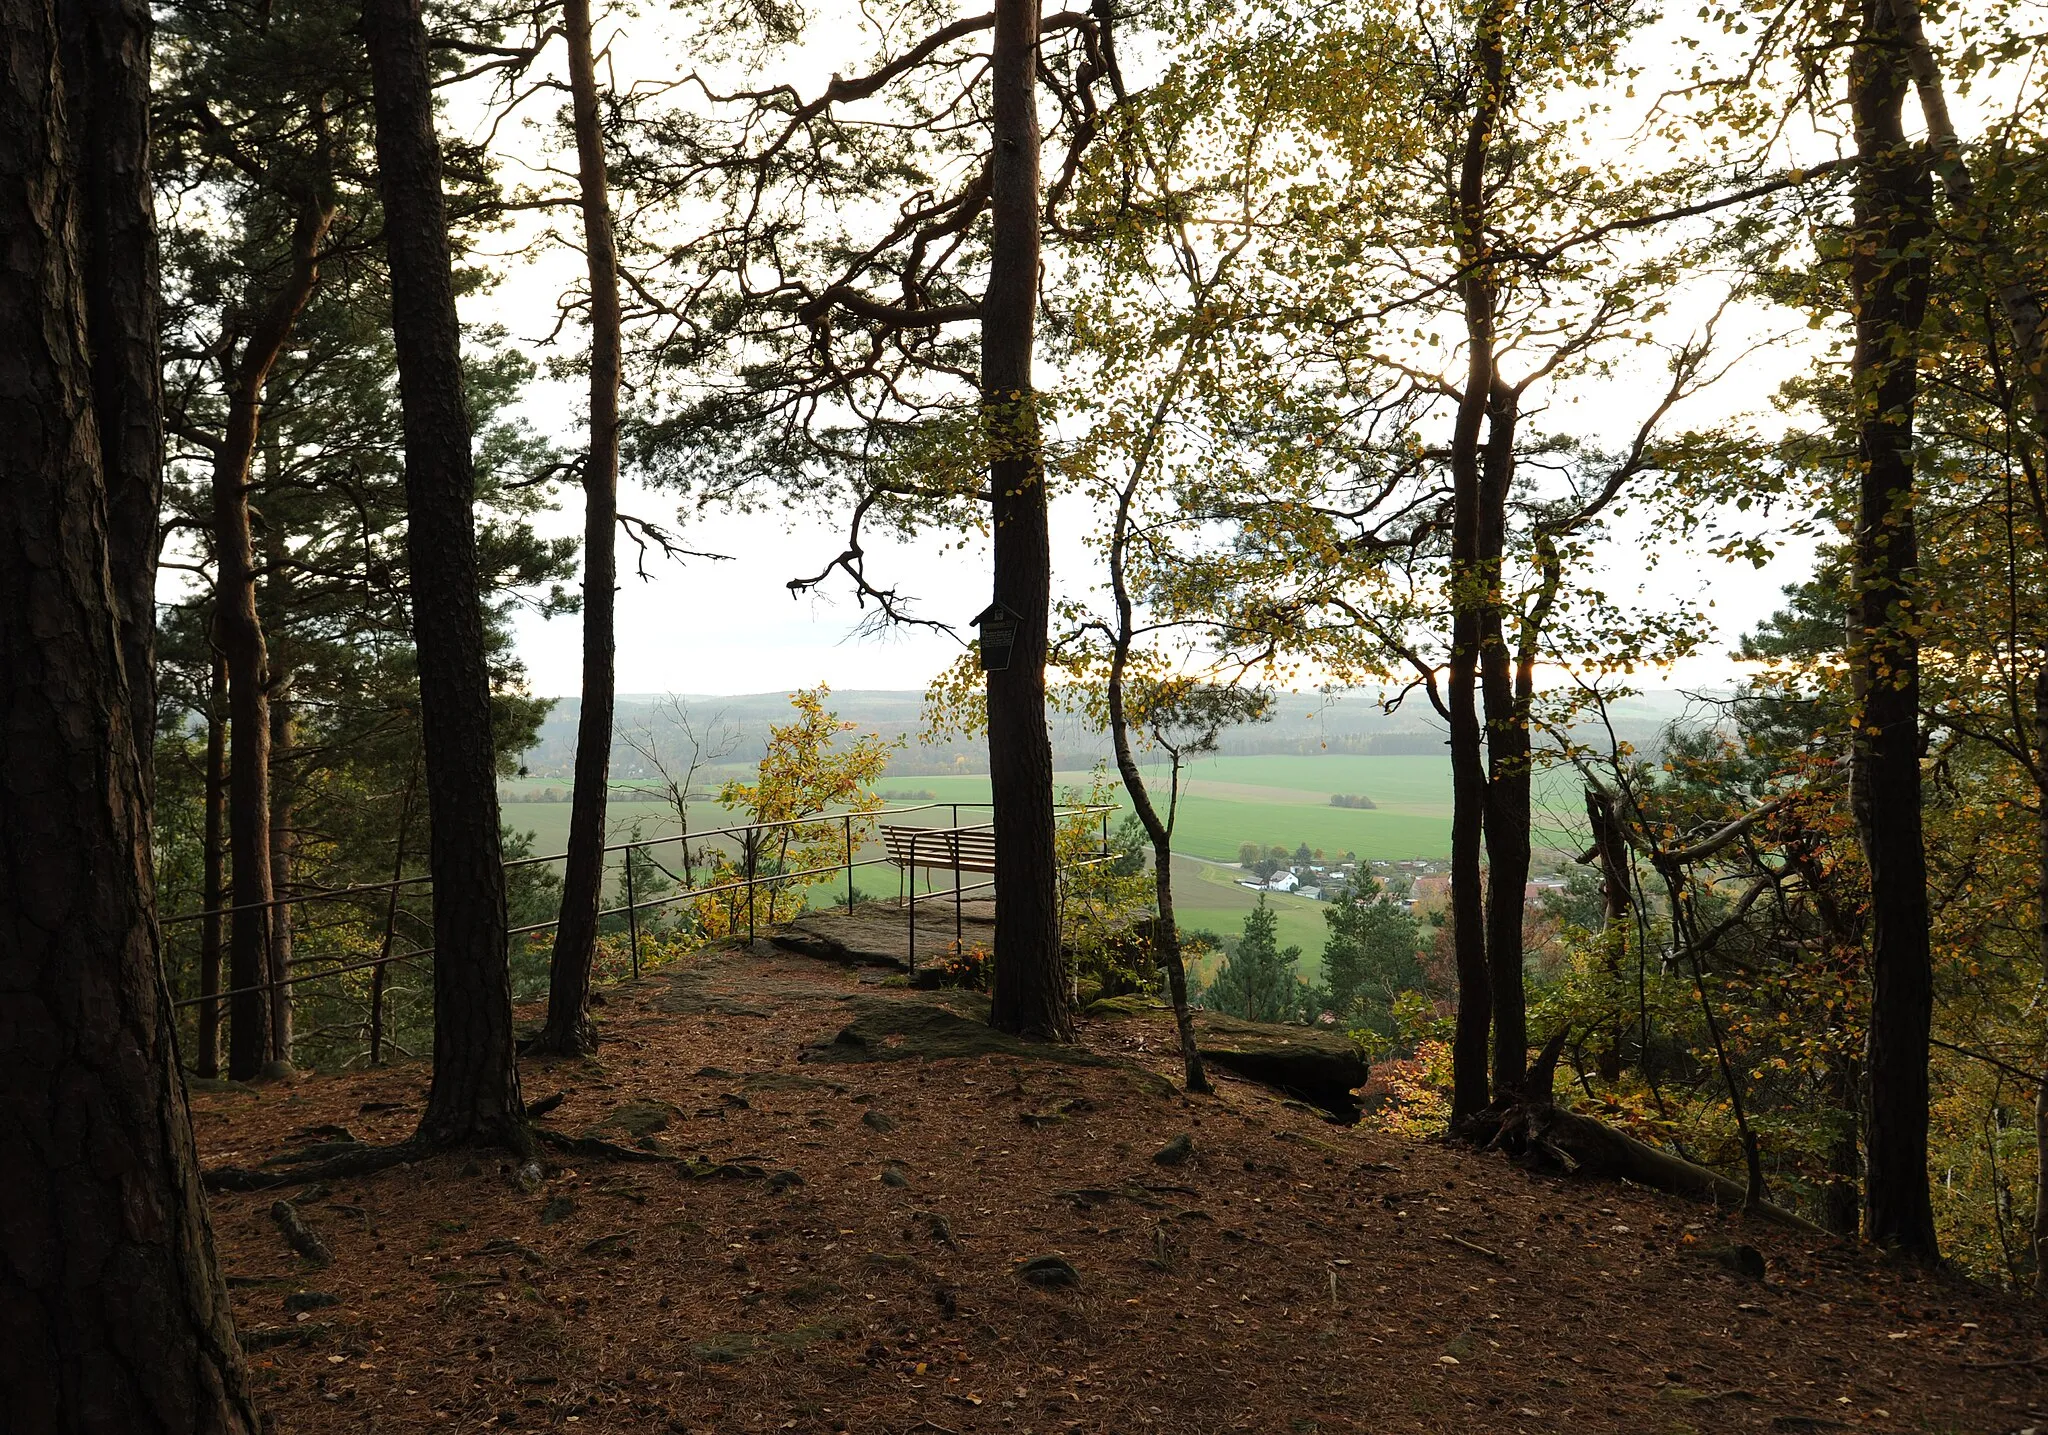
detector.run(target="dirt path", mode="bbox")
[190,945,2043,1434]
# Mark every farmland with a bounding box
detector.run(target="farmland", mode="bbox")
[495,753,1563,865]
[495,751,1584,975]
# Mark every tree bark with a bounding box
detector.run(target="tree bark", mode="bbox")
[362,0,526,1151]
[215,421,272,1079]
[982,0,1069,1042]
[1844,0,1938,1259]
[1443,0,1509,1122]
[1104,686,1209,1093]
[2034,663,2048,1291]
[266,660,294,1067]
[1584,785,1631,1083]
[196,647,228,1079]
[261,477,296,1069]
[1477,394,1528,1097]
[213,197,331,1079]
[1,0,258,1423]
[56,0,159,786]
[1824,1051,1862,1238]
[537,0,621,1058]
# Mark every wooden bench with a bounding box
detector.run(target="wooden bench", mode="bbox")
[880,824,998,967]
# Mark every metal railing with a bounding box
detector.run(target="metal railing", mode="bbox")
[165,800,1116,1055]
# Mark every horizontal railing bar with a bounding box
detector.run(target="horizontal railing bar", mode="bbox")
[171,949,434,1008]
[167,803,1121,1008]
[164,802,1115,926]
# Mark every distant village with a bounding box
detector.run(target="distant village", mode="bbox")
[1236,850,1569,912]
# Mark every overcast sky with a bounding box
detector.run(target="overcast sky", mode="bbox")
[469,3,1851,702]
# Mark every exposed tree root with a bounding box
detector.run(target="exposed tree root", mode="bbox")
[1472,1100,1816,1232]
[530,1128,677,1163]
[203,1115,682,1192]
[1459,1030,1820,1233]
[206,1140,422,1192]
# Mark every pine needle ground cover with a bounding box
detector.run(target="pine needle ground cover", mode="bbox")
[192,946,2040,1434]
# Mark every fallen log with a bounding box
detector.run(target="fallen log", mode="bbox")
[1466,1028,1819,1232]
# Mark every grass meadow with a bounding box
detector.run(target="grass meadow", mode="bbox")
[496,753,1584,977]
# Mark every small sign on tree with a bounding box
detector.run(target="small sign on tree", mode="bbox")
[972,602,1019,672]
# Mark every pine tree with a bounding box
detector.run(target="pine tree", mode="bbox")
[1203,898,1306,1024]
[1319,876,1422,1034]
[2,0,258,1420]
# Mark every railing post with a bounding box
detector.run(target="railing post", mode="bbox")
[951,803,962,945]
[746,827,757,945]
[845,813,854,910]
[626,848,640,980]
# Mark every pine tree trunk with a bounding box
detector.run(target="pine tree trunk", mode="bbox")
[214,368,275,1080]
[1,0,258,1421]
[538,0,620,1057]
[1845,0,1938,1259]
[197,648,228,1079]
[2033,663,2048,1291]
[262,479,295,1067]
[362,0,526,1151]
[213,197,330,1079]
[982,0,1069,1042]
[266,669,295,1067]
[57,0,160,785]
[1443,0,1509,1122]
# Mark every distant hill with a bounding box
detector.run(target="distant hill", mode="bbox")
[513,686,1694,781]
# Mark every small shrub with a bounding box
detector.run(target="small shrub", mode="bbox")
[927,941,992,991]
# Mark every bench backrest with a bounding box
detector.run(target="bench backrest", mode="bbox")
[880,824,999,874]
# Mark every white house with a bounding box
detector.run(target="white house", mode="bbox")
[1265,871,1300,893]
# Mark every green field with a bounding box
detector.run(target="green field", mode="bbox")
[871,753,1582,863]
[1167,854,1331,975]
[496,752,1582,973]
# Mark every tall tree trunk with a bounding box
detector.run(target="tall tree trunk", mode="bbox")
[196,647,228,1079]
[983,0,1069,1041]
[1824,1050,1862,1238]
[1443,0,1509,1122]
[58,0,159,784]
[215,424,272,1079]
[362,0,526,1151]
[266,667,295,1067]
[213,197,331,1079]
[1148,832,1209,1087]
[1,0,257,1422]
[537,0,621,1057]
[1584,785,1631,1082]
[1104,658,1208,1090]
[2034,663,2048,1291]
[262,489,295,1068]
[1478,395,1529,1097]
[1845,0,1938,1258]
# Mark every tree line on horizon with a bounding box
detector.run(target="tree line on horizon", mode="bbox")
[6,0,2048,1424]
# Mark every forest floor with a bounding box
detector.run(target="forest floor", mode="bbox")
[191,943,2046,1435]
